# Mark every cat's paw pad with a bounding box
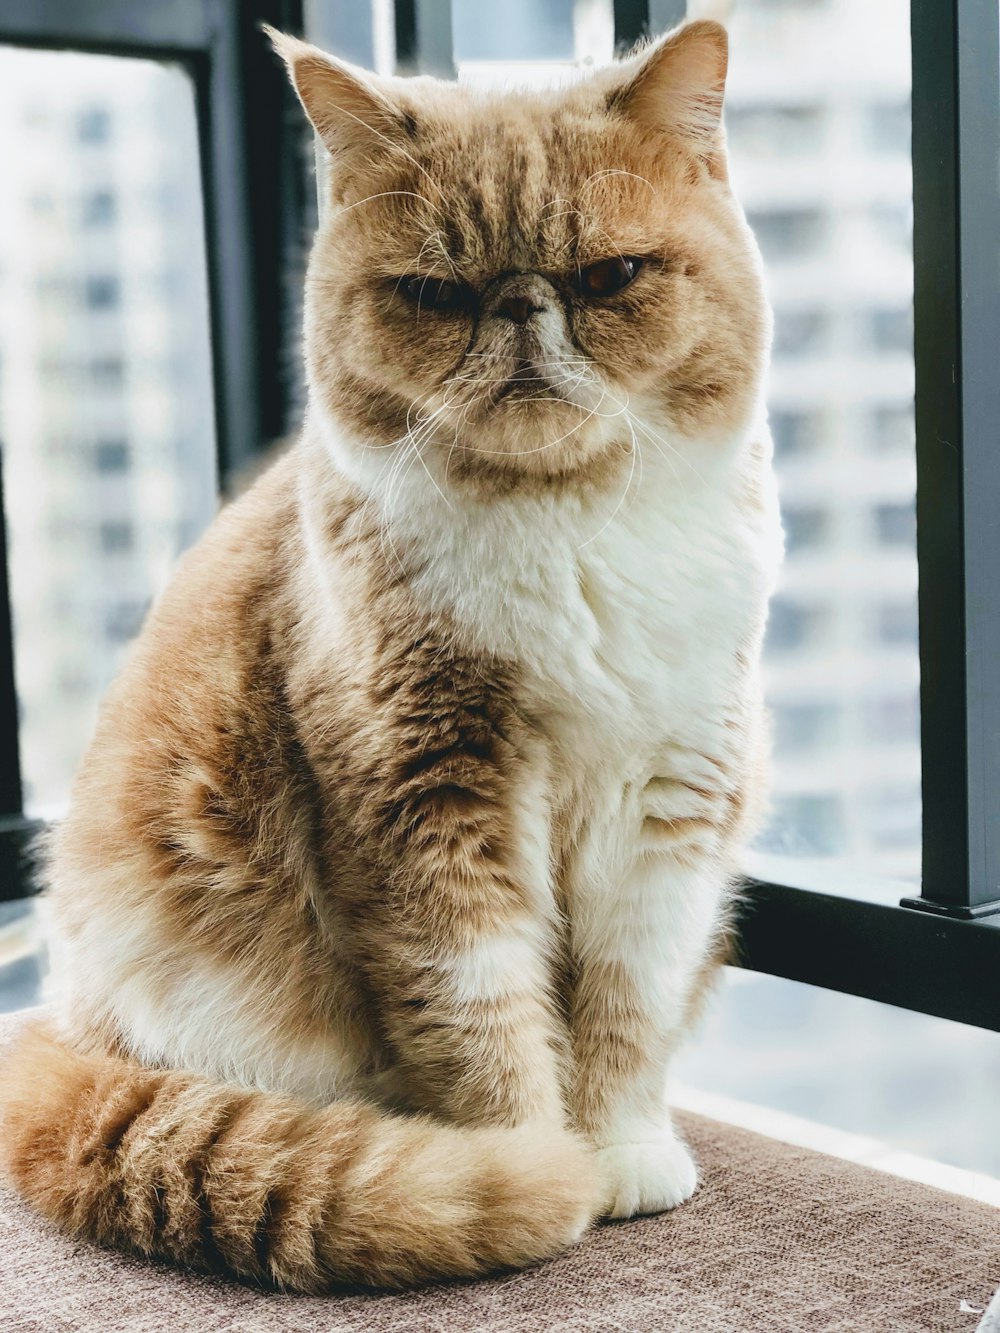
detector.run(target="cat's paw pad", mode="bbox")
[596,1134,698,1219]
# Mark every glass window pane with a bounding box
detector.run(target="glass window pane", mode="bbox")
[452,0,576,62]
[726,0,919,891]
[675,970,1000,1183]
[0,48,218,817]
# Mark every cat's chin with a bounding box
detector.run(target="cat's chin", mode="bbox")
[431,394,617,483]
[440,431,634,496]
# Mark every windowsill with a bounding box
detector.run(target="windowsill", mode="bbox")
[672,1082,1000,1208]
[743,848,917,905]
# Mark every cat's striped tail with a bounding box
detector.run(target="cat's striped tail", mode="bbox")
[0,1020,598,1291]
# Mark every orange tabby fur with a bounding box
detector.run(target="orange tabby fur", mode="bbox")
[0,20,778,1290]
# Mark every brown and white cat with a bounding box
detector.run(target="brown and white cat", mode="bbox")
[0,20,780,1291]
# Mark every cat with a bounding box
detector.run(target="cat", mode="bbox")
[0,19,780,1292]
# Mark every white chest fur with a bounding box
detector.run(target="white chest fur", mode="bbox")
[384,435,776,747]
[324,410,781,891]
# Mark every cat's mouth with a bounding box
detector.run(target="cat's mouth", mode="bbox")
[490,360,553,406]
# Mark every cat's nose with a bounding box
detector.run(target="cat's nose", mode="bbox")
[496,294,542,325]
[484,272,556,326]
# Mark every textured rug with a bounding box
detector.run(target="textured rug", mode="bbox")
[1,1008,997,1332]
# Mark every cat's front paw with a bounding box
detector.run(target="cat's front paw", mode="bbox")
[596,1132,698,1219]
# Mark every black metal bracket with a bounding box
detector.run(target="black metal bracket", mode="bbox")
[900,895,1000,922]
[739,879,1000,1032]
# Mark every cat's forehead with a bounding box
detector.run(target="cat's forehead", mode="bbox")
[355,97,675,277]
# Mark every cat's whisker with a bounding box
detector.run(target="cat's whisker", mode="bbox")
[320,101,448,206]
[577,414,642,549]
[580,167,656,194]
[427,229,462,286]
[442,371,586,392]
[406,234,459,320]
[406,415,456,510]
[333,189,441,220]
[458,393,601,458]
[364,386,449,575]
[538,196,575,213]
[460,353,593,367]
[373,446,416,577]
[625,407,710,488]
[612,402,682,489]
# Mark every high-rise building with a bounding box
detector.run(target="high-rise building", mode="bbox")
[0,49,217,815]
[724,0,919,883]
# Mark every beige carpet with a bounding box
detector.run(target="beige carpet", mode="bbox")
[1,1008,997,1332]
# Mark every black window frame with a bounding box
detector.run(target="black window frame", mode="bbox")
[0,0,308,885]
[1,0,999,1034]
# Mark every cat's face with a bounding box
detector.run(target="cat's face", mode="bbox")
[273,23,768,487]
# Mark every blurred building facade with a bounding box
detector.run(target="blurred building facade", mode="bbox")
[723,0,918,882]
[0,50,217,815]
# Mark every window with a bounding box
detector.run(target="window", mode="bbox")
[769,410,825,461]
[865,785,922,849]
[867,100,910,153]
[105,599,149,643]
[766,597,829,653]
[0,45,219,813]
[781,505,830,554]
[874,598,917,647]
[84,275,119,310]
[773,702,841,754]
[76,105,110,143]
[871,404,913,452]
[759,794,846,858]
[452,0,575,62]
[869,201,911,252]
[772,310,829,358]
[747,208,827,260]
[726,0,922,894]
[726,105,825,155]
[98,520,133,554]
[863,693,919,745]
[866,306,913,353]
[94,440,129,473]
[874,501,916,547]
[90,356,124,386]
[81,190,116,227]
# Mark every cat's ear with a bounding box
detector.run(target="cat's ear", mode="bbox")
[264,27,412,162]
[609,20,728,162]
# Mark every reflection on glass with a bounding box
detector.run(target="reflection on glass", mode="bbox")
[0,48,218,815]
[725,0,919,885]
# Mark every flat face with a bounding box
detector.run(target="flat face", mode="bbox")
[300,51,769,483]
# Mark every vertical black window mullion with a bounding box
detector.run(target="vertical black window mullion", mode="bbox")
[394,0,454,77]
[614,0,650,49]
[904,0,1000,919]
[201,0,306,494]
[0,459,23,820]
[614,0,687,49]
[394,0,418,71]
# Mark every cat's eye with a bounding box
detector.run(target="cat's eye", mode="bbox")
[401,275,470,312]
[577,256,643,298]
